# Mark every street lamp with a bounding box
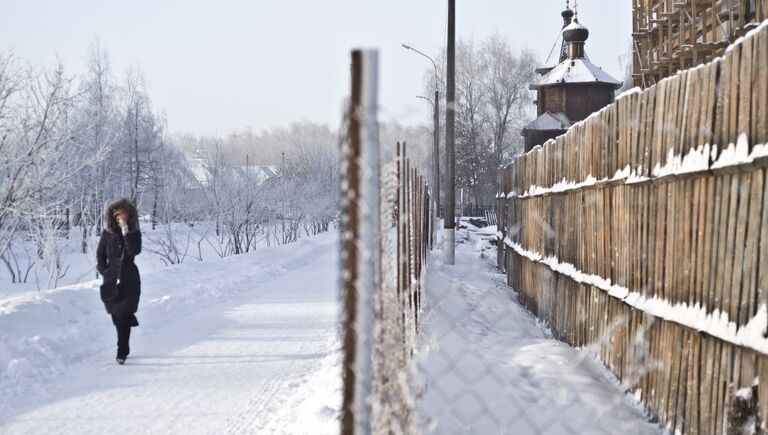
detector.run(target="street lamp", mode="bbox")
[402,43,441,218]
[401,44,439,81]
[416,95,433,106]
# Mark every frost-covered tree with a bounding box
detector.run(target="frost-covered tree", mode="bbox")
[0,58,96,257]
[69,41,119,252]
[0,42,189,289]
[482,35,537,166]
[0,56,114,287]
[119,68,165,203]
[171,121,341,255]
[424,34,537,209]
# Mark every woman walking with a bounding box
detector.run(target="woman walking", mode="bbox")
[96,198,142,365]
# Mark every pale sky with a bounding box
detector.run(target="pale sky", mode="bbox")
[0,0,632,136]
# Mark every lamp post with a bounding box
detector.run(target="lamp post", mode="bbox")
[401,44,441,218]
[416,95,433,106]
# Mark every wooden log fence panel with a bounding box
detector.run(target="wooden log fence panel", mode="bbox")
[497,22,768,434]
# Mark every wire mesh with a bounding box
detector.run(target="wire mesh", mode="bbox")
[341,21,768,434]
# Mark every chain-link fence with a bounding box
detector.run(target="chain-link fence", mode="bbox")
[340,50,430,435]
[340,20,768,434]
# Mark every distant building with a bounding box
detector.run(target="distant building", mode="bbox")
[632,0,766,87]
[184,151,213,189]
[182,149,279,190]
[522,3,622,153]
[230,165,279,185]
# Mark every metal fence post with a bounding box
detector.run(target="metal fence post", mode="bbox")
[340,49,379,435]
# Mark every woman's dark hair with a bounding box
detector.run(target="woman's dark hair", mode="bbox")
[105,198,139,233]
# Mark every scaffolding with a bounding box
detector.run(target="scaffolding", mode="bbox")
[632,0,766,87]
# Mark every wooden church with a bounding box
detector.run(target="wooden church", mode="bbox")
[522,2,622,152]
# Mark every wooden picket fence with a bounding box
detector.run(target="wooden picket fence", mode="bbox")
[497,22,768,434]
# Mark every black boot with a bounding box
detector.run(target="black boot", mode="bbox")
[116,323,131,363]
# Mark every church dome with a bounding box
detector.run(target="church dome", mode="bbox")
[561,7,574,21]
[562,19,589,43]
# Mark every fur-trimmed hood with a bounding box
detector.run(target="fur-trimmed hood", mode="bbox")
[105,198,140,233]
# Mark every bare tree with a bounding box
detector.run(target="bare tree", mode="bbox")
[0,59,102,258]
[119,67,164,204]
[70,40,119,253]
[0,53,24,258]
[482,35,537,163]
[423,35,537,210]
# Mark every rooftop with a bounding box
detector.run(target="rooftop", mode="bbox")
[522,112,571,132]
[531,58,622,89]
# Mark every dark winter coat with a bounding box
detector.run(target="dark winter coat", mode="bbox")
[97,198,142,315]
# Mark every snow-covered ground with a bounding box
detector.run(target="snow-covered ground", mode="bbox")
[0,221,296,296]
[417,229,664,434]
[2,219,669,434]
[0,231,341,434]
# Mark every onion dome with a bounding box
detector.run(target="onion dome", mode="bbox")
[561,7,574,23]
[562,19,589,43]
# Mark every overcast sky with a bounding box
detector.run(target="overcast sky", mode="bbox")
[0,0,632,136]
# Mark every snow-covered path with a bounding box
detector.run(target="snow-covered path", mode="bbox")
[417,233,662,434]
[0,233,341,434]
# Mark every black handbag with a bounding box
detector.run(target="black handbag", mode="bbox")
[100,244,125,303]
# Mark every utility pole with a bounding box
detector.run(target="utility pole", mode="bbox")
[433,88,440,218]
[444,0,456,265]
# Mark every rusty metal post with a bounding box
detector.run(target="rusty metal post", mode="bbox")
[340,49,379,435]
